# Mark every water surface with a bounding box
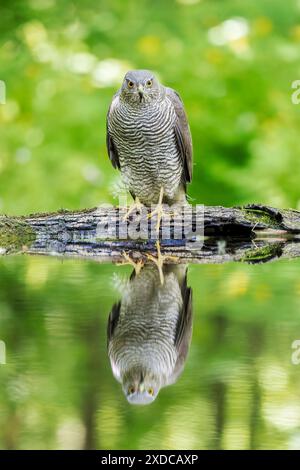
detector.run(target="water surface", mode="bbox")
[0,256,300,450]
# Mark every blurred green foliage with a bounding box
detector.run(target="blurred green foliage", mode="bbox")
[1,0,300,214]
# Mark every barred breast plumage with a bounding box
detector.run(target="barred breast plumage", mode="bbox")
[106,70,193,206]
[107,264,193,405]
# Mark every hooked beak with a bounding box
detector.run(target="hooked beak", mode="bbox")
[139,382,145,393]
[137,84,144,102]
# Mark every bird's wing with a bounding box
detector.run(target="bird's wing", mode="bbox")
[167,274,193,385]
[166,87,193,184]
[107,301,121,346]
[107,301,123,383]
[106,93,120,170]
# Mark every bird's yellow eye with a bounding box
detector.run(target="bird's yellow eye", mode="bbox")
[128,386,135,394]
[146,79,153,88]
[148,387,154,396]
[127,81,134,88]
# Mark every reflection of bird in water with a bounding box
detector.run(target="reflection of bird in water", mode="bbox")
[107,264,193,405]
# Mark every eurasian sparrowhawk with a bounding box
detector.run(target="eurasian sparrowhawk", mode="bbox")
[106,70,193,208]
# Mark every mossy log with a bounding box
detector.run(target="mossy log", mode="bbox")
[0,203,300,265]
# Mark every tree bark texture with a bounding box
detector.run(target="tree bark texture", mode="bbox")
[0,203,300,265]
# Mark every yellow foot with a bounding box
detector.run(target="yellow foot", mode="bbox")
[122,197,143,222]
[146,241,179,285]
[147,187,168,234]
[117,251,144,275]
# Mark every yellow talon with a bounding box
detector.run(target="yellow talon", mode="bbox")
[147,187,168,234]
[117,251,144,275]
[146,241,179,285]
[122,197,143,222]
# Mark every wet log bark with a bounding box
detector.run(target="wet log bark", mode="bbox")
[0,203,300,265]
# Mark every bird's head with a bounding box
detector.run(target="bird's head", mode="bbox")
[120,70,162,106]
[122,367,160,405]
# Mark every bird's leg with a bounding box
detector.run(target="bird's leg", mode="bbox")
[146,241,179,285]
[117,251,144,275]
[147,186,167,233]
[122,197,143,222]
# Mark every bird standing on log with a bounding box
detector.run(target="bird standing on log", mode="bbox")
[106,70,193,279]
[106,70,193,222]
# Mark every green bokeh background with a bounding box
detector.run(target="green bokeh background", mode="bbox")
[1,0,300,214]
[1,0,300,451]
